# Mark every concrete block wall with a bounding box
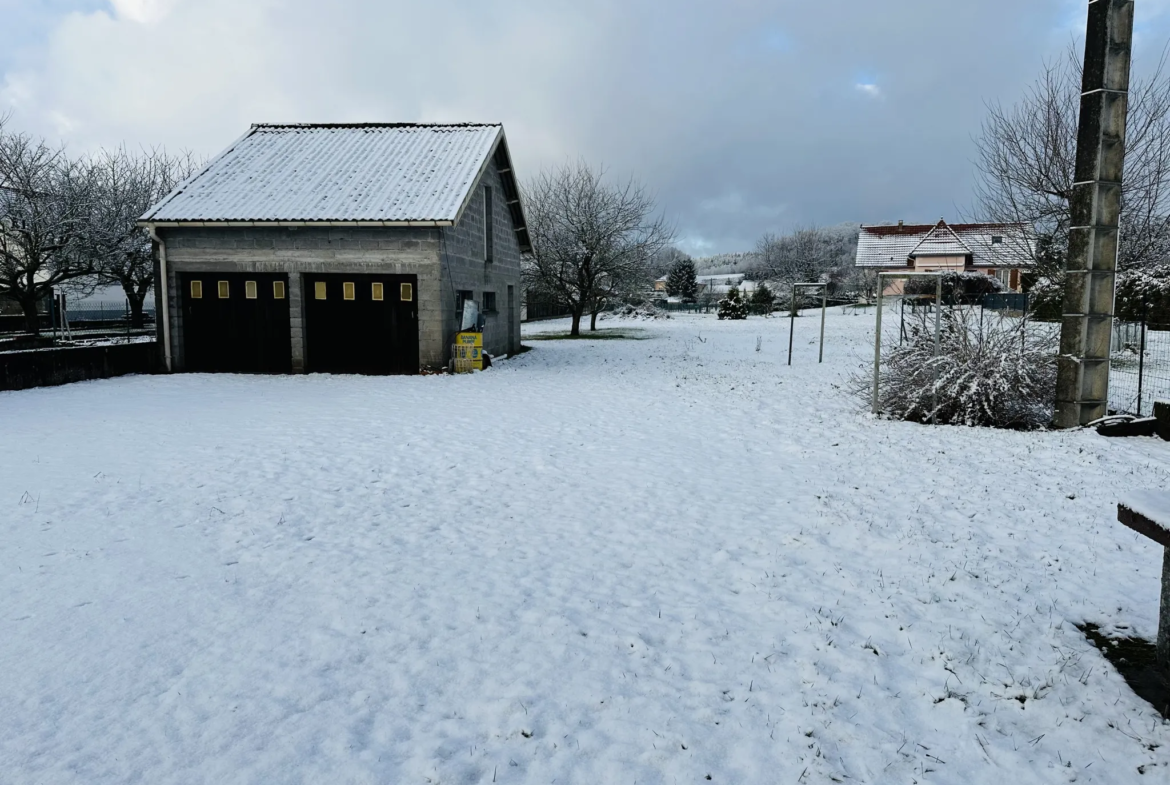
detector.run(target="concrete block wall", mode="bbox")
[156,226,444,371]
[439,163,524,360]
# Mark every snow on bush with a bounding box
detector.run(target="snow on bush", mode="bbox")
[717,286,747,320]
[864,306,1058,428]
[601,303,670,320]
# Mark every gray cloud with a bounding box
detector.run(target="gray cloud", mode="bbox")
[3,0,1170,253]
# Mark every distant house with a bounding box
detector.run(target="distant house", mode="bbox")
[697,274,755,295]
[139,122,531,375]
[654,273,755,297]
[855,219,1034,292]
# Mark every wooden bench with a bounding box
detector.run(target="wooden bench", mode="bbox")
[1118,491,1170,670]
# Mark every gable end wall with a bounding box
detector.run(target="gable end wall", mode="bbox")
[439,161,523,361]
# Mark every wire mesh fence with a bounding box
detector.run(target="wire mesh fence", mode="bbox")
[1108,318,1170,416]
[66,301,155,323]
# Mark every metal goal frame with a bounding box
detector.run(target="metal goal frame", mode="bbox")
[872,271,943,416]
[788,283,828,366]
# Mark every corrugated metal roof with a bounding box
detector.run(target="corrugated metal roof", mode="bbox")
[855,220,1034,268]
[140,123,504,223]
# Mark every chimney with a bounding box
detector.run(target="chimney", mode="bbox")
[897,220,904,232]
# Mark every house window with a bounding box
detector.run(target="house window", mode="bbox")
[217,281,229,299]
[190,280,203,299]
[273,281,286,299]
[400,283,413,302]
[314,281,327,300]
[991,236,1003,244]
[245,280,257,299]
[371,282,384,301]
[484,185,494,263]
[343,282,355,301]
[483,291,497,313]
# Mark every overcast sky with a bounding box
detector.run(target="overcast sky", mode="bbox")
[3,0,1170,254]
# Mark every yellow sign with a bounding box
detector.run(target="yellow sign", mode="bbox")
[452,332,484,372]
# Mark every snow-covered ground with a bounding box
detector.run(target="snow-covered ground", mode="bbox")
[2,310,1169,784]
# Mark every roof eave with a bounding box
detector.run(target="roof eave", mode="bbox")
[137,219,455,229]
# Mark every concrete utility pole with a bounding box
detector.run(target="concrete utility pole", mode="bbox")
[1055,0,1135,427]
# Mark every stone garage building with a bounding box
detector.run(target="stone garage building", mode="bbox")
[138,123,531,374]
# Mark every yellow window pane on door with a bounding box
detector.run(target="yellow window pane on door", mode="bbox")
[400,282,413,301]
[217,281,230,299]
[343,282,355,300]
[245,280,257,299]
[371,282,384,301]
[190,280,203,299]
[273,280,286,299]
[314,281,327,300]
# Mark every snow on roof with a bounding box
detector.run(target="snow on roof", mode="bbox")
[140,123,515,228]
[696,273,745,282]
[908,222,971,257]
[855,220,1034,268]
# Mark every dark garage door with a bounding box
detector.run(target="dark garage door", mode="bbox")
[304,274,419,375]
[181,273,292,373]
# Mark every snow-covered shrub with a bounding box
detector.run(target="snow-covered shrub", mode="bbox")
[1025,275,1063,321]
[601,303,670,321]
[865,306,1058,428]
[717,287,748,320]
[1115,265,1170,322]
[748,283,775,315]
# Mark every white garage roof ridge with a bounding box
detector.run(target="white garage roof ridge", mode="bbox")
[139,123,505,224]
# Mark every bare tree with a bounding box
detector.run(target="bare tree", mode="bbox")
[0,118,96,334]
[524,161,673,335]
[755,224,859,292]
[85,147,198,327]
[647,246,691,281]
[974,46,1170,286]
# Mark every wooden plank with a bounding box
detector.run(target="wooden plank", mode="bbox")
[1118,504,1170,549]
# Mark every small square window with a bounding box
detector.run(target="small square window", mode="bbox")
[483,291,497,313]
[245,280,257,299]
[991,235,1003,244]
[343,282,356,300]
[190,280,203,299]
[371,282,384,301]
[401,283,414,302]
[314,281,327,300]
[217,281,230,299]
[273,281,286,299]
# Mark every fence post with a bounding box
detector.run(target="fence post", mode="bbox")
[818,287,827,363]
[933,274,942,424]
[788,285,797,366]
[1138,308,1147,416]
[872,278,885,414]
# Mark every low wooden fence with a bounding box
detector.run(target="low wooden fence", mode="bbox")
[0,342,157,392]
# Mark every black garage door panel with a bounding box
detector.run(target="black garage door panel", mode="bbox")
[181,273,292,373]
[304,274,419,375]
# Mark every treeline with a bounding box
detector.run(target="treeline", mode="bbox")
[652,223,865,304]
[0,116,197,333]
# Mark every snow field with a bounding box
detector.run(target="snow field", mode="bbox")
[1,310,1168,783]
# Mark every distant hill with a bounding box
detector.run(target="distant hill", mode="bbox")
[692,251,762,277]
